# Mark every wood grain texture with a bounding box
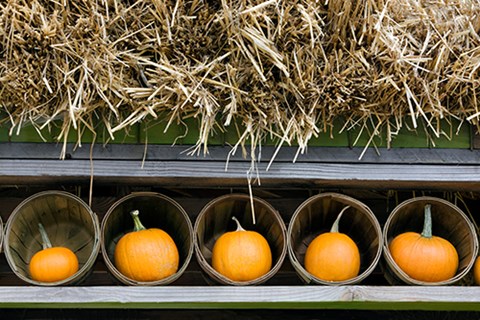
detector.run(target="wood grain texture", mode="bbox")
[1,158,480,191]
[2,143,480,312]
[351,286,480,303]
[0,286,350,308]
[4,191,100,286]
[0,286,479,310]
[2,143,480,164]
[2,143,480,190]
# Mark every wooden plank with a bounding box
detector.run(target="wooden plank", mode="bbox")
[0,286,350,309]
[2,116,472,149]
[2,143,480,164]
[0,286,479,310]
[351,286,478,303]
[350,286,480,311]
[1,158,480,190]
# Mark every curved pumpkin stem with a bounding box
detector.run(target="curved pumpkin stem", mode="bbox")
[38,223,52,250]
[421,204,433,238]
[232,216,246,232]
[330,205,351,233]
[130,210,146,231]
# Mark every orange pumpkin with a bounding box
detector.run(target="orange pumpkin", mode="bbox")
[304,205,361,281]
[474,257,480,285]
[29,223,79,283]
[389,204,459,283]
[212,216,272,282]
[114,210,179,282]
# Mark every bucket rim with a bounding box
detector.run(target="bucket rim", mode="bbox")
[3,190,101,286]
[382,196,479,286]
[193,193,287,286]
[0,216,3,254]
[286,192,383,285]
[100,191,194,286]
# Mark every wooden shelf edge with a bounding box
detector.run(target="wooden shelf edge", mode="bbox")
[1,158,480,191]
[0,286,478,310]
[1,143,480,164]
[2,143,480,190]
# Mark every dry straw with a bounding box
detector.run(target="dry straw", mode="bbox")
[1,0,479,160]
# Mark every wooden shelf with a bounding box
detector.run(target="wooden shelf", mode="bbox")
[0,286,479,311]
[1,143,480,190]
[1,142,480,315]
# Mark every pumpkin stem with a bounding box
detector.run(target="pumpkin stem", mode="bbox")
[130,210,146,231]
[421,204,433,238]
[38,223,52,250]
[330,205,351,233]
[232,216,246,232]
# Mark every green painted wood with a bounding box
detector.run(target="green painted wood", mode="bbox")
[1,112,472,149]
[0,121,140,144]
[139,116,227,146]
[0,123,57,143]
[389,119,471,149]
[137,117,473,148]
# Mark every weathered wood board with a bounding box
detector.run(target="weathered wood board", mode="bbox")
[0,143,480,316]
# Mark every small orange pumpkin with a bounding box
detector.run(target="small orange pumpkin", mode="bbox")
[212,216,272,282]
[389,204,459,283]
[29,223,79,283]
[304,205,361,282]
[473,257,480,285]
[114,210,179,282]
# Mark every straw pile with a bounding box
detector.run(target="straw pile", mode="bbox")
[1,0,479,159]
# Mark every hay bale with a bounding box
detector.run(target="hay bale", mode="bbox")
[1,0,479,159]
